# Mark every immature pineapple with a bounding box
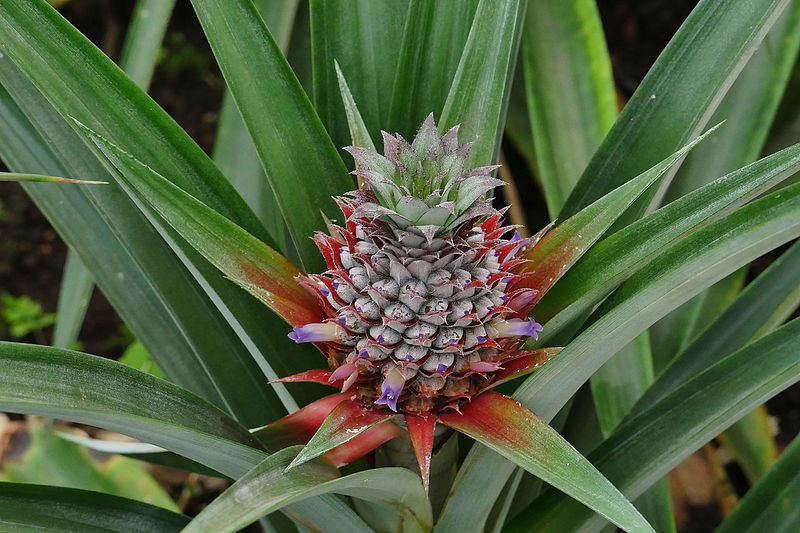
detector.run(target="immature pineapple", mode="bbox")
[289,115,542,415]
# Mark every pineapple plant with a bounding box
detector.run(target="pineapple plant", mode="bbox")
[0,0,799,532]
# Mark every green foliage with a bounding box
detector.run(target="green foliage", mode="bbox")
[0,419,176,511]
[0,293,55,339]
[0,0,799,531]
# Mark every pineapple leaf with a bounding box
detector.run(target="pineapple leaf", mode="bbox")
[518,124,721,305]
[310,0,407,151]
[535,142,800,341]
[508,316,800,533]
[407,414,437,492]
[0,22,296,427]
[0,172,106,184]
[72,120,324,328]
[0,342,368,531]
[522,0,617,218]
[438,391,656,533]
[387,0,478,137]
[437,176,800,531]
[559,0,792,222]
[190,0,354,273]
[0,341,265,478]
[285,400,399,470]
[715,431,800,533]
[0,0,271,244]
[634,238,800,414]
[440,0,526,168]
[335,60,376,152]
[184,447,431,533]
[0,483,188,532]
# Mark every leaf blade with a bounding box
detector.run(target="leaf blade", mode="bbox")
[439,392,655,533]
[440,0,526,167]
[184,447,432,533]
[507,317,800,533]
[522,0,617,217]
[0,482,189,533]
[191,0,353,271]
[560,0,791,221]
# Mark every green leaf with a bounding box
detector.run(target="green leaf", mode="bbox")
[666,0,800,201]
[519,126,719,304]
[335,60,376,152]
[191,0,353,272]
[310,0,408,150]
[387,0,478,137]
[212,0,296,254]
[650,0,800,372]
[0,482,189,533]
[439,392,655,533]
[560,0,792,222]
[0,172,106,184]
[590,333,654,436]
[436,179,800,531]
[506,317,800,533]
[522,0,617,218]
[439,0,526,168]
[51,0,177,357]
[0,342,370,532]
[0,341,266,478]
[0,4,311,420]
[118,0,177,89]
[535,143,800,341]
[0,294,55,339]
[1,420,176,511]
[0,65,294,426]
[588,332,676,533]
[184,447,433,533]
[635,238,800,412]
[715,433,800,533]
[52,249,94,350]
[74,121,324,329]
[0,0,270,244]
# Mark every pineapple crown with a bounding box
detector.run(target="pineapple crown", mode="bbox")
[343,114,505,236]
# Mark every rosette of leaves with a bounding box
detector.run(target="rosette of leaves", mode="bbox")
[0,1,799,533]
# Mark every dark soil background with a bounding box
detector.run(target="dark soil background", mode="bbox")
[0,1,797,531]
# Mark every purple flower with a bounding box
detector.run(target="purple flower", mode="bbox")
[493,317,543,340]
[374,368,406,412]
[288,322,339,343]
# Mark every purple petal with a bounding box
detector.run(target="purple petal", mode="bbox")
[288,322,339,343]
[374,369,406,412]
[493,318,544,339]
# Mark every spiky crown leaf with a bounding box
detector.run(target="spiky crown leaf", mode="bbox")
[344,114,505,237]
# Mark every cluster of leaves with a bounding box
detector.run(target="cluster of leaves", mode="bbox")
[0,293,55,339]
[0,0,798,532]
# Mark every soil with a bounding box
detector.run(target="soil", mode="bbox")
[0,0,797,530]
